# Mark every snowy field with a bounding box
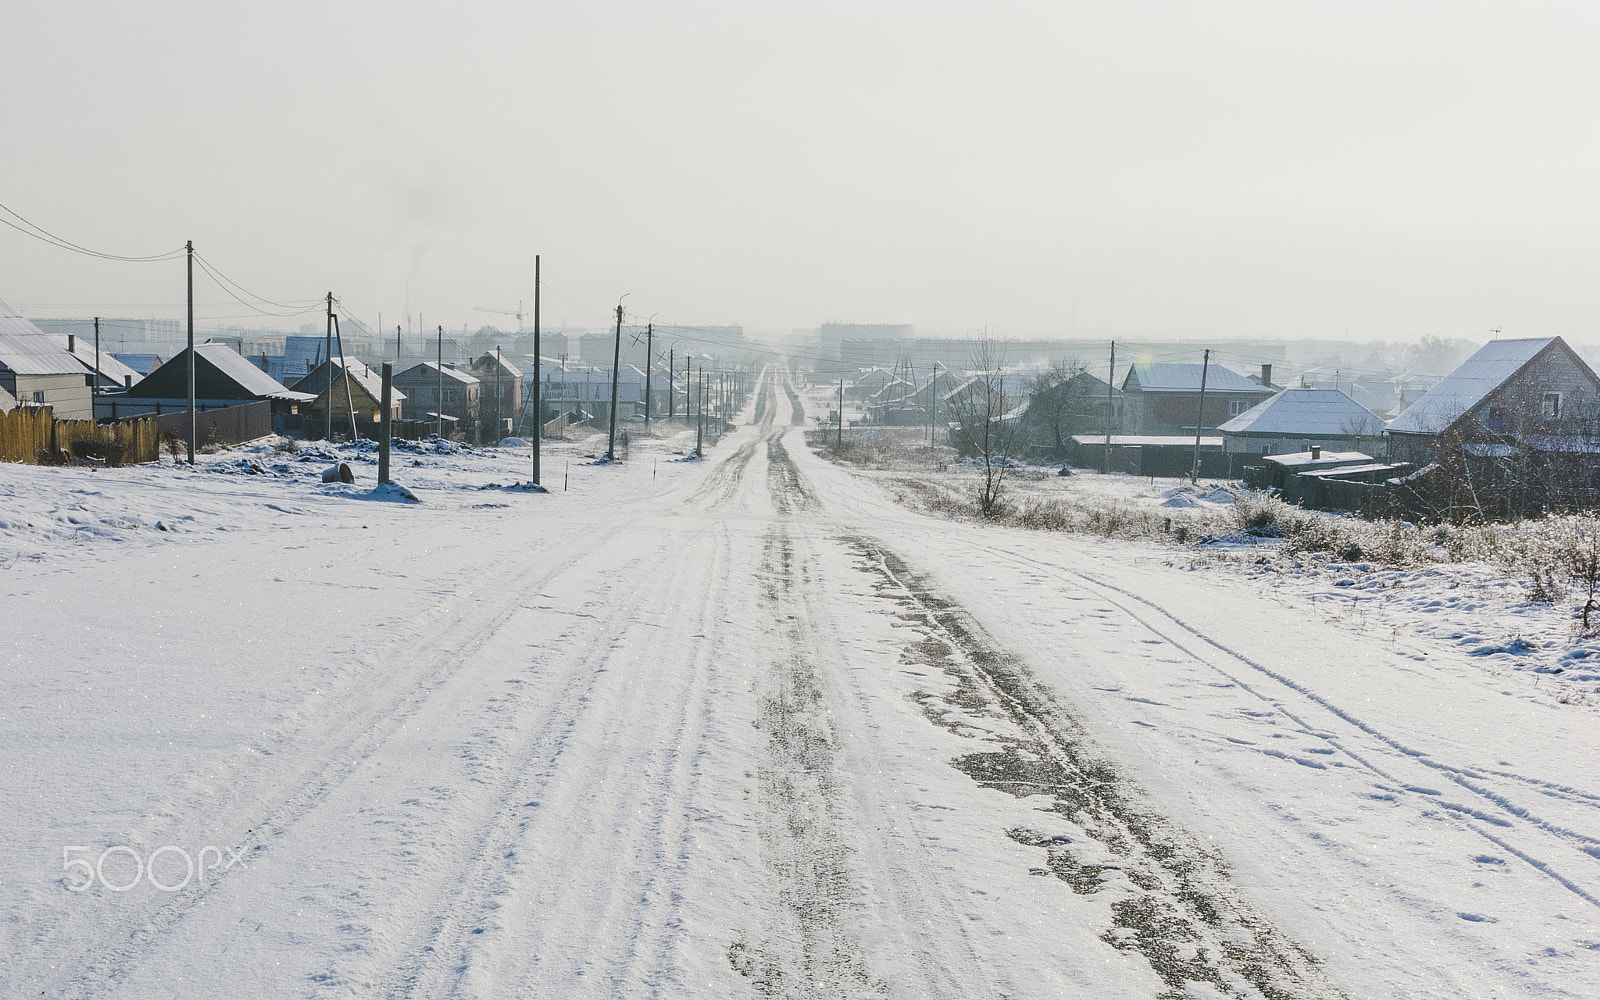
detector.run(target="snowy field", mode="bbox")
[2,368,1598,998]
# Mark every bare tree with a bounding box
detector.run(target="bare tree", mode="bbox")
[951,341,1019,518]
[1021,357,1090,457]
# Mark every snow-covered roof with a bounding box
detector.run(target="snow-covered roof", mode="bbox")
[1126,363,1271,394]
[399,361,480,386]
[473,353,523,379]
[292,358,405,403]
[1261,450,1372,469]
[0,384,15,412]
[1387,338,1558,435]
[61,338,141,385]
[0,299,85,376]
[198,343,315,401]
[1218,388,1385,437]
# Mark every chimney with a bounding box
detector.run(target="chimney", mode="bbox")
[124,374,133,389]
[1261,363,1272,387]
[1311,445,1322,459]
[68,334,76,353]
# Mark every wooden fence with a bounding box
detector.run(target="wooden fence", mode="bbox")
[0,406,160,466]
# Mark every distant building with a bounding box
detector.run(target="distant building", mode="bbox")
[1121,363,1274,435]
[290,358,403,437]
[469,352,523,438]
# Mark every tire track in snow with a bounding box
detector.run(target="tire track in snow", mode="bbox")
[969,541,1600,908]
[846,538,1349,1000]
[46,521,640,1000]
[384,519,729,997]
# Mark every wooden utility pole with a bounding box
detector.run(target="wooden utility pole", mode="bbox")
[837,378,843,448]
[643,322,654,434]
[1191,348,1211,485]
[324,292,334,442]
[667,347,674,419]
[92,317,100,398]
[436,324,443,439]
[379,362,393,484]
[605,302,623,462]
[186,240,195,465]
[1104,340,1115,474]
[531,255,542,484]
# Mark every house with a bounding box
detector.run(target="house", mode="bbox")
[107,343,314,421]
[1121,363,1274,435]
[0,299,95,420]
[395,362,481,432]
[468,353,523,438]
[1385,337,1600,467]
[1219,388,1387,459]
[290,358,404,437]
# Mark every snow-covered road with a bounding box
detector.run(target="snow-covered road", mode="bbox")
[3,366,1597,998]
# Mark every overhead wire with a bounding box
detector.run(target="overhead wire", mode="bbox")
[0,200,186,262]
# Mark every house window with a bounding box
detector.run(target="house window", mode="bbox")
[1229,399,1249,416]
[1542,392,1562,420]
[32,391,45,403]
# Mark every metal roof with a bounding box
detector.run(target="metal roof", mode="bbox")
[0,299,88,376]
[1125,362,1272,394]
[291,358,405,403]
[195,343,314,401]
[62,339,142,384]
[1261,450,1372,468]
[1218,388,1385,437]
[1386,337,1559,435]
[398,361,480,386]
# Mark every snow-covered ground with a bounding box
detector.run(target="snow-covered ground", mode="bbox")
[2,370,1597,998]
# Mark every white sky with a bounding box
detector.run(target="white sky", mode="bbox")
[3,1,1599,340]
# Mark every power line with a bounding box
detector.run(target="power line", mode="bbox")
[0,201,186,262]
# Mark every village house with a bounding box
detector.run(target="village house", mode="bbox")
[469,352,523,439]
[1385,336,1600,515]
[1019,370,1124,457]
[106,343,313,422]
[1121,362,1274,436]
[1219,387,1387,459]
[0,301,95,420]
[395,361,481,434]
[290,358,404,439]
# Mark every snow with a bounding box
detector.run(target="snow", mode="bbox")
[1,373,1597,998]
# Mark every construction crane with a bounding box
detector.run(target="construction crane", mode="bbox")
[473,301,524,333]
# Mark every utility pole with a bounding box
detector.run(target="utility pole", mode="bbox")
[667,347,675,419]
[92,317,100,398]
[695,363,704,456]
[643,322,654,434]
[379,362,393,484]
[532,254,542,485]
[436,324,443,439]
[1191,348,1211,485]
[325,292,334,442]
[396,324,401,361]
[605,301,623,462]
[186,240,195,465]
[837,378,843,448]
[1105,340,1115,475]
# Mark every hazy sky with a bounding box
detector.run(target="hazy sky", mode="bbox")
[3,1,1599,341]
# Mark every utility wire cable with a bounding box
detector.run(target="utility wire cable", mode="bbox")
[0,201,185,262]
